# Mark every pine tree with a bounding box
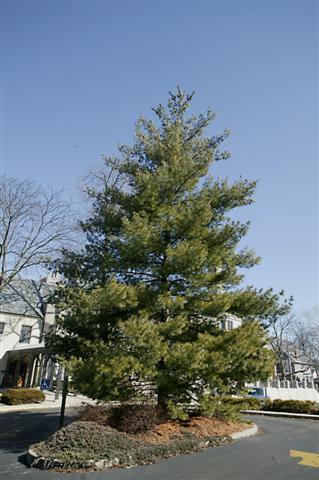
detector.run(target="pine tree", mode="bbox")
[50,89,291,414]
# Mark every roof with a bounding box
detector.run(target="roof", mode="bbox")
[0,278,54,318]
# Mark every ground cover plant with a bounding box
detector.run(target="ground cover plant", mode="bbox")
[31,420,231,469]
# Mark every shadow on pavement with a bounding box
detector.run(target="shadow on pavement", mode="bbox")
[0,410,78,464]
[18,452,29,468]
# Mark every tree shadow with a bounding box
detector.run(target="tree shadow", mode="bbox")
[0,409,78,468]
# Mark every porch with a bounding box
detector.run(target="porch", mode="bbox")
[0,344,56,389]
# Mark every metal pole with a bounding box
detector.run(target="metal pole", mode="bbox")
[59,368,68,429]
[55,363,63,401]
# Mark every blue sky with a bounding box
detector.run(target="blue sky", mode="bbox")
[1,0,318,313]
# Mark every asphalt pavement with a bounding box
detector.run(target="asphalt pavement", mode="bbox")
[0,409,318,480]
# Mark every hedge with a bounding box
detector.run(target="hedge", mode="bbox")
[1,388,45,405]
[263,399,319,414]
[222,397,262,410]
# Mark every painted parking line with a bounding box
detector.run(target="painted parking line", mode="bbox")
[290,450,319,469]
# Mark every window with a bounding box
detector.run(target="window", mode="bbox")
[0,322,5,335]
[19,325,32,343]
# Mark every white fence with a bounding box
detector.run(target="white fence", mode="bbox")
[247,380,319,402]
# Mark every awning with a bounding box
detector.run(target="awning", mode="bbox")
[8,343,46,354]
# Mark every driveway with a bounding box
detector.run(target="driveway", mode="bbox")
[0,410,318,479]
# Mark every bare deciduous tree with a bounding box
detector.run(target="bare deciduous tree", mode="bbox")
[267,314,294,379]
[292,307,319,378]
[267,310,319,380]
[0,177,73,291]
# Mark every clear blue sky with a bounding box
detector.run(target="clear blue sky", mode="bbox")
[1,0,318,313]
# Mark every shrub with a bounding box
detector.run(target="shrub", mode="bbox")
[263,399,319,414]
[195,396,246,421]
[167,400,189,420]
[244,397,262,410]
[214,400,243,421]
[108,403,165,434]
[79,403,168,433]
[80,405,111,425]
[223,397,262,410]
[196,395,263,420]
[1,388,45,405]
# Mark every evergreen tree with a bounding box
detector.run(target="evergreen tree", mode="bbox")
[50,89,291,414]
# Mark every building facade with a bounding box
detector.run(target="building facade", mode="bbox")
[274,345,318,383]
[219,315,318,383]
[0,276,57,388]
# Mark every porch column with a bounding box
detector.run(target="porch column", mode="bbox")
[48,358,55,390]
[13,352,23,386]
[34,354,44,387]
[30,355,39,387]
[31,355,40,387]
[25,353,35,387]
[39,355,49,385]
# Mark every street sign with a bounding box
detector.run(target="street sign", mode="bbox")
[40,378,51,390]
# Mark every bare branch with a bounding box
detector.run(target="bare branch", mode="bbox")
[291,308,319,377]
[0,177,74,290]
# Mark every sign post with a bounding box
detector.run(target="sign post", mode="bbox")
[59,369,68,429]
[54,363,63,400]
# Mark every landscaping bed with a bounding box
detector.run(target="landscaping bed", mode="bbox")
[1,388,45,405]
[29,404,251,471]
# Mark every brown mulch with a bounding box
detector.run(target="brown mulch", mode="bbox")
[133,417,250,444]
[79,405,250,445]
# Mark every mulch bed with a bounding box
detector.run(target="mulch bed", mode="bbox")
[134,416,250,443]
[28,405,250,471]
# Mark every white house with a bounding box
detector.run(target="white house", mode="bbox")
[0,276,57,388]
[274,342,318,383]
[219,313,242,331]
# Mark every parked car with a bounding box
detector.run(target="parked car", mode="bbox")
[246,387,267,399]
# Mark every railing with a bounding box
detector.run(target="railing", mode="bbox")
[247,379,319,401]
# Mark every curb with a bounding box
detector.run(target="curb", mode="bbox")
[0,404,84,414]
[230,424,258,440]
[0,396,96,414]
[0,404,61,414]
[242,410,319,420]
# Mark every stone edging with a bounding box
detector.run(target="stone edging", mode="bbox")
[27,423,259,471]
[28,449,67,470]
[27,448,117,470]
[230,423,258,440]
[242,409,319,420]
